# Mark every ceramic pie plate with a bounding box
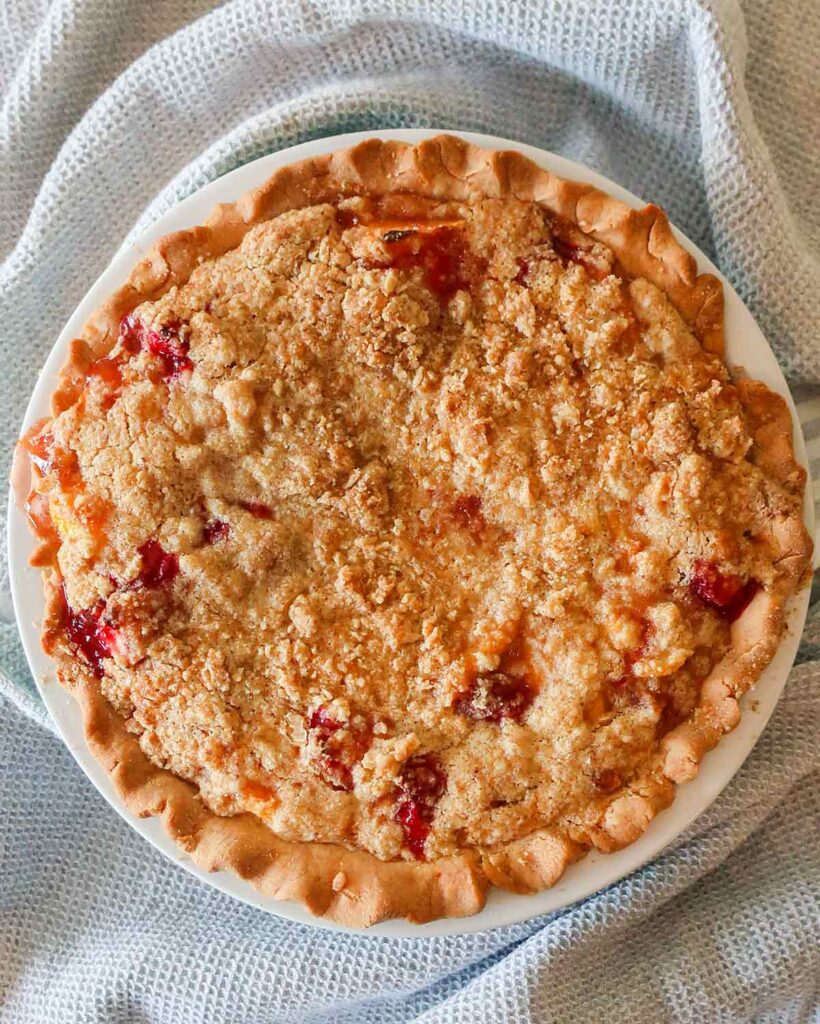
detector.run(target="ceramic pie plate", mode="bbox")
[7,128,814,937]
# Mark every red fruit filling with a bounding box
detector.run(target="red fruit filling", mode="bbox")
[551,234,588,264]
[593,769,622,793]
[117,313,193,381]
[239,500,274,519]
[133,539,179,589]
[21,429,82,491]
[87,356,124,390]
[600,618,652,707]
[308,706,342,736]
[21,425,53,477]
[306,706,369,792]
[336,207,361,229]
[689,560,759,622]
[119,313,146,354]
[202,520,231,545]
[454,669,533,723]
[395,753,446,859]
[455,634,537,724]
[366,223,477,301]
[59,586,112,679]
[449,494,486,537]
[60,538,178,676]
[551,232,608,281]
[388,227,466,300]
[146,319,193,380]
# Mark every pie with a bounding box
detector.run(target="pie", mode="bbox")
[16,135,812,927]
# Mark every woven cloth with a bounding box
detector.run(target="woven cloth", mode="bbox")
[1,0,819,1020]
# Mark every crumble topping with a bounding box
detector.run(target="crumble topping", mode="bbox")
[25,195,799,862]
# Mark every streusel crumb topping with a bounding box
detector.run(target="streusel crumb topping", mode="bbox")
[27,195,798,862]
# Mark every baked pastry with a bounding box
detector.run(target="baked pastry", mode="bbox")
[17,135,812,927]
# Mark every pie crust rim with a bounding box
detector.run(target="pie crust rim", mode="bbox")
[17,133,813,929]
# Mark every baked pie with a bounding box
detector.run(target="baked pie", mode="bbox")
[17,136,812,926]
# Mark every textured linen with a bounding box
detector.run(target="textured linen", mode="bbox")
[1,0,819,1020]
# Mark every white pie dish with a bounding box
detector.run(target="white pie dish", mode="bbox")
[7,127,814,937]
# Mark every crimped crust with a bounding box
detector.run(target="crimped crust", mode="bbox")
[19,135,812,927]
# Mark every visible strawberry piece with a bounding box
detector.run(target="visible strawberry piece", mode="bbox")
[454,670,533,723]
[551,234,588,264]
[146,320,193,380]
[308,706,343,737]
[396,800,430,857]
[60,585,113,679]
[96,623,120,654]
[202,520,231,545]
[58,538,177,675]
[133,539,179,589]
[593,769,622,793]
[395,753,446,859]
[551,232,608,281]
[118,313,145,353]
[368,224,475,300]
[306,705,369,793]
[689,560,759,623]
[117,313,193,381]
[83,315,147,401]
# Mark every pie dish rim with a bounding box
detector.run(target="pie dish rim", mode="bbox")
[8,127,814,936]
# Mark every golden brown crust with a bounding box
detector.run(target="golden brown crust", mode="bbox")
[22,135,812,924]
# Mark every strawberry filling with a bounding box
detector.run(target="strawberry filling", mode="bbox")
[455,634,537,724]
[202,520,231,544]
[593,769,622,793]
[61,538,178,676]
[22,429,81,490]
[359,220,484,301]
[514,258,530,285]
[689,560,759,622]
[551,232,608,281]
[239,501,274,519]
[146,320,193,380]
[116,313,193,382]
[59,587,112,680]
[379,226,468,300]
[132,539,179,589]
[454,670,533,723]
[307,706,369,792]
[395,753,446,859]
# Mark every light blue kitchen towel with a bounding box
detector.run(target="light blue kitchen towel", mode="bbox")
[1,1,819,1021]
